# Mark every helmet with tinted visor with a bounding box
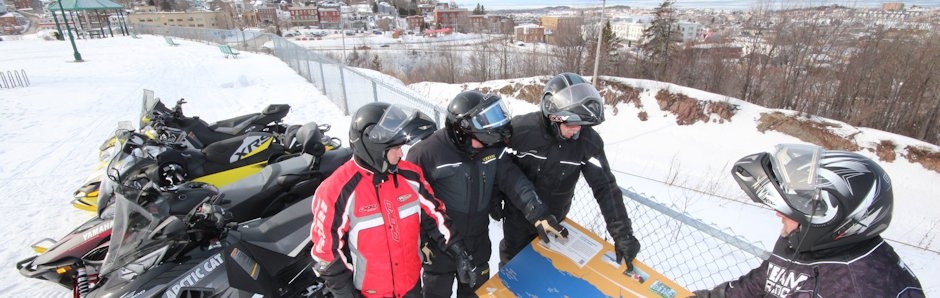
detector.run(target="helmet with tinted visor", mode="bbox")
[542,81,605,126]
[448,92,512,147]
[351,103,436,173]
[732,144,825,221]
[368,104,436,147]
[732,144,895,252]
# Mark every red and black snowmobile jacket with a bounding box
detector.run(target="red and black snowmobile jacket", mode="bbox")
[503,112,634,242]
[405,129,543,271]
[697,236,924,298]
[310,157,457,298]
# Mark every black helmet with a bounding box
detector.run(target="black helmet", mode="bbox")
[446,91,513,150]
[349,102,437,173]
[541,73,605,127]
[731,144,893,253]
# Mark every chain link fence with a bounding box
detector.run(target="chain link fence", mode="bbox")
[140,24,769,292]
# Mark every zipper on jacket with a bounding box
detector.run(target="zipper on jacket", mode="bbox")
[812,266,820,297]
[373,182,398,296]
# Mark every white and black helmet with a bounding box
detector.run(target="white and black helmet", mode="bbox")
[541,73,605,126]
[731,144,893,252]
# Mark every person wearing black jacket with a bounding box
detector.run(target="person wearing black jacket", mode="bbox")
[406,91,567,298]
[694,144,923,297]
[498,73,641,271]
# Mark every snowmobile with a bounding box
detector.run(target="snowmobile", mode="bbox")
[70,89,342,212]
[17,122,350,295]
[71,93,342,212]
[86,180,328,298]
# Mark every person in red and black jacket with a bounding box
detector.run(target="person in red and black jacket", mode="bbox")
[310,102,476,298]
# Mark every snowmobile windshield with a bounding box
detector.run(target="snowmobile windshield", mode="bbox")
[99,185,178,277]
[140,95,170,129]
[100,182,220,277]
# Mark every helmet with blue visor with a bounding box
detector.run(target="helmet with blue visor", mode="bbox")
[446,91,512,151]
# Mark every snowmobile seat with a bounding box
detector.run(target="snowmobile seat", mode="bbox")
[208,104,290,135]
[239,196,314,257]
[293,122,325,157]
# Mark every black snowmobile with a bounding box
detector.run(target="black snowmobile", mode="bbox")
[72,89,342,212]
[18,122,350,295]
[85,181,325,298]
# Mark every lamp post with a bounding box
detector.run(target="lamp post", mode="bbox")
[340,7,347,64]
[57,0,83,62]
[591,0,606,86]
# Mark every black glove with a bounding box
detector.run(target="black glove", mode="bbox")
[447,242,477,287]
[615,234,641,272]
[327,281,362,298]
[315,261,362,298]
[533,214,568,243]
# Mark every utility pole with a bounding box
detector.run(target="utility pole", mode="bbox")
[591,0,605,86]
[341,6,347,64]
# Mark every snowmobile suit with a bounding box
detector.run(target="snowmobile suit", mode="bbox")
[310,158,457,298]
[696,237,924,298]
[406,130,542,297]
[499,111,633,265]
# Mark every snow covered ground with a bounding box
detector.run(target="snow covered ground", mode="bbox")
[1,34,937,296]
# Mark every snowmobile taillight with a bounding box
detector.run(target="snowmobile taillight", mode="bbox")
[55,265,72,275]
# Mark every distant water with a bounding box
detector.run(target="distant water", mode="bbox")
[455,0,938,11]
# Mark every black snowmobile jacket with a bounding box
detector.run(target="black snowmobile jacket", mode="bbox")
[696,236,924,298]
[406,129,542,271]
[503,112,633,243]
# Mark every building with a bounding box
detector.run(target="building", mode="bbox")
[610,17,651,46]
[610,18,703,45]
[1,14,18,34]
[417,4,435,15]
[468,14,511,34]
[882,3,904,11]
[128,11,228,29]
[432,7,468,32]
[405,15,424,31]
[288,6,318,27]
[540,15,583,44]
[514,23,543,43]
[317,8,340,28]
[13,0,30,10]
[256,7,276,25]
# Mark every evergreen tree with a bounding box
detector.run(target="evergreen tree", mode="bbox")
[371,54,382,71]
[472,3,485,15]
[640,0,681,79]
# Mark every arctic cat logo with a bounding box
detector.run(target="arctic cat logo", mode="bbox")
[230,135,272,163]
[764,263,809,297]
[165,253,224,298]
[82,220,114,241]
